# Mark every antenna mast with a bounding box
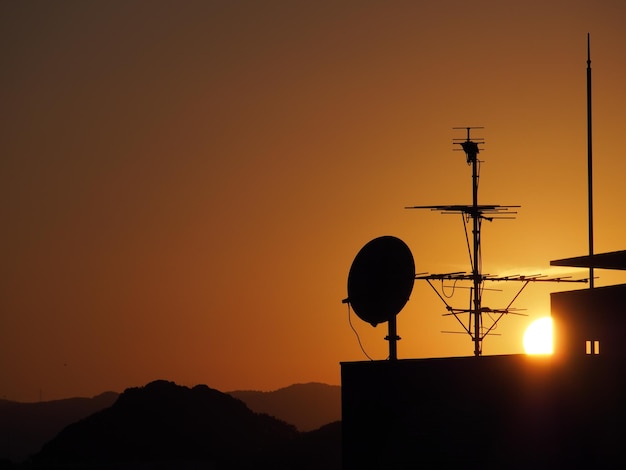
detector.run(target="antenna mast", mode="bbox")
[458,127,484,356]
[587,33,594,288]
[406,128,587,356]
[408,126,514,357]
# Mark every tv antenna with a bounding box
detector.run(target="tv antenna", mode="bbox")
[406,127,587,356]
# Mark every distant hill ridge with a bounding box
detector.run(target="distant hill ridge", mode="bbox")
[228,382,341,432]
[0,381,341,464]
[31,380,341,468]
[0,391,118,463]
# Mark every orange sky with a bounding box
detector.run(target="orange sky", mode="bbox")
[1,0,625,401]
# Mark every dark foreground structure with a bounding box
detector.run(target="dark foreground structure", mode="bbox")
[341,252,626,469]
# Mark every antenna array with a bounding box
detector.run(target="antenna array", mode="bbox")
[406,127,587,356]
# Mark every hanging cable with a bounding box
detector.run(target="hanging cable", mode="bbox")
[346,303,373,361]
[441,277,459,298]
[462,213,473,267]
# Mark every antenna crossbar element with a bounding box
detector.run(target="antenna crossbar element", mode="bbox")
[406,205,519,221]
[452,126,484,140]
[416,272,588,283]
[407,205,519,212]
[415,272,468,281]
[485,275,588,283]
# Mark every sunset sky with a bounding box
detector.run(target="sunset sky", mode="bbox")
[1,0,625,402]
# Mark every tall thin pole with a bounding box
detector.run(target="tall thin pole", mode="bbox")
[472,146,481,356]
[386,315,398,361]
[587,33,594,288]
[459,128,482,356]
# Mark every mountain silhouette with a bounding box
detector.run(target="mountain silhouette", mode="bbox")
[30,380,340,469]
[0,391,118,463]
[228,382,341,431]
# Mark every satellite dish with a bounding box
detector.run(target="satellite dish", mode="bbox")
[347,236,415,327]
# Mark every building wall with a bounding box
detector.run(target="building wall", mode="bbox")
[341,354,626,469]
[342,284,626,468]
[341,355,558,469]
[551,283,626,359]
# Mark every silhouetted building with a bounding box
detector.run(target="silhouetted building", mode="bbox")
[551,251,626,360]
[341,251,626,469]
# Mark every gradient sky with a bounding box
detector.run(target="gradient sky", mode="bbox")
[1,0,625,401]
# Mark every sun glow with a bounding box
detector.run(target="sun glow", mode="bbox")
[523,317,553,355]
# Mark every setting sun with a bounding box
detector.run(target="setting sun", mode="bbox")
[523,317,553,355]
